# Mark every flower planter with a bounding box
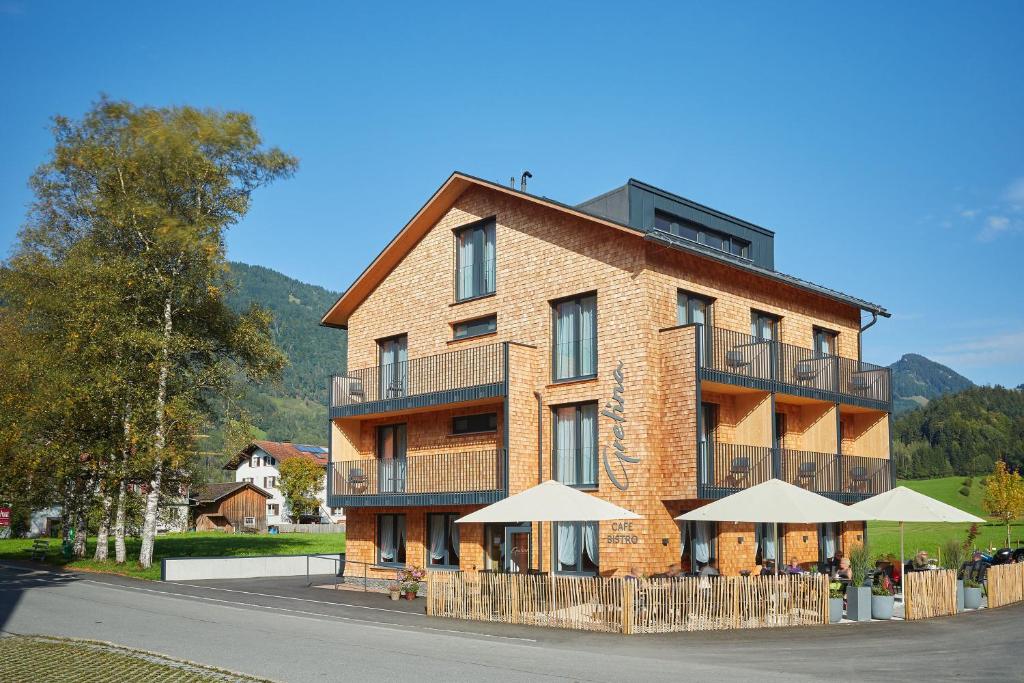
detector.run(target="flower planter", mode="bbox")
[403,592,417,601]
[964,586,983,609]
[846,586,872,622]
[829,597,844,623]
[871,595,894,620]
[389,591,400,601]
[956,580,964,613]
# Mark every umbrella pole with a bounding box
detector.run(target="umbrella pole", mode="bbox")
[774,522,779,577]
[899,521,905,603]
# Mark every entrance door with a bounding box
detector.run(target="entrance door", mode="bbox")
[504,525,532,573]
[378,335,408,399]
[377,424,407,493]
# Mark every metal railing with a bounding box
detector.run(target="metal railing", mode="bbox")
[700,326,891,406]
[700,442,891,498]
[331,342,505,408]
[331,449,504,497]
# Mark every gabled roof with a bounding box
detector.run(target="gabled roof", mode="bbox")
[223,440,328,471]
[320,171,889,328]
[194,481,272,504]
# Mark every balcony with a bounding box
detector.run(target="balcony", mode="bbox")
[330,343,506,418]
[699,442,891,503]
[700,326,891,409]
[328,449,505,507]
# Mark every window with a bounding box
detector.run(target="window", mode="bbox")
[426,513,461,568]
[755,523,784,568]
[819,522,840,568]
[377,424,407,493]
[678,291,714,364]
[455,219,496,301]
[453,314,497,340]
[331,507,344,516]
[242,477,254,484]
[751,310,780,341]
[654,211,750,258]
[378,335,408,398]
[377,514,407,565]
[267,503,280,516]
[553,403,598,487]
[552,293,597,381]
[263,476,277,489]
[680,521,717,572]
[554,522,598,574]
[452,412,497,435]
[243,516,256,527]
[266,456,276,467]
[250,455,260,468]
[813,327,837,356]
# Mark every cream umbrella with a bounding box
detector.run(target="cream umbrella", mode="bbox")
[456,479,641,523]
[850,486,984,590]
[676,478,874,575]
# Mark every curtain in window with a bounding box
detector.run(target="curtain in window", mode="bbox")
[823,523,837,559]
[580,404,597,486]
[397,515,406,561]
[762,523,776,561]
[482,223,495,294]
[555,406,577,485]
[429,515,446,562]
[557,523,578,569]
[451,518,460,556]
[380,518,395,562]
[582,523,598,566]
[579,296,596,376]
[554,300,576,380]
[694,522,711,564]
[457,229,475,299]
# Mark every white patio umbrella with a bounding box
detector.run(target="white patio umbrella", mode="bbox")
[850,486,984,588]
[676,478,874,575]
[456,479,641,524]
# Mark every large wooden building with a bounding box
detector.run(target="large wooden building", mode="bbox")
[193,482,272,533]
[321,173,892,580]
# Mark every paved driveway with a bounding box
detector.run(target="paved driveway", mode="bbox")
[0,562,1016,681]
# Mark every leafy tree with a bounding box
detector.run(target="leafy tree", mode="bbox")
[983,460,1024,548]
[277,458,324,523]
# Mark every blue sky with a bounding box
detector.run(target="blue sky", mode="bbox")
[1,2,1022,386]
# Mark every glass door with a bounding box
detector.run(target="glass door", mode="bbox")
[377,424,406,493]
[378,335,408,399]
[678,291,714,365]
[700,403,717,486]
[504,524,532,573]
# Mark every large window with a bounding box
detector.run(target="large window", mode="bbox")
[818,522,840,569]
[552,293,597,381]
[553,403,598,488]
[655,210,750,258]
[678,290,714,364]
[751,310,780,341]
[455,219,496,301]
[554,522,598,575]
[452,412,497,435]
[755,523,784,569]
[377,514,407,565]
[378,334,408,399]
[427,513,460,568]
[680,521,717,573]
[813,327,837,356]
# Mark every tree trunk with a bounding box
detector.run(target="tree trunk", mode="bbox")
[94,487,113,561]
[113,476,127,563]
[73,511,87,559]
[139,295,172,569]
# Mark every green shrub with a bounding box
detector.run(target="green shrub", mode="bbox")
[962,478,972,487]
[940,538,968,571]
[959,486,970,497]
[848,543,873,587]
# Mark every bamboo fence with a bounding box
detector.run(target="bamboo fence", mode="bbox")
[986,564,1024,609]
[426,571,828,634]
[903,570,957,620]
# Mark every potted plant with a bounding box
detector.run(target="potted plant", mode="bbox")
[940,538,967,612]
[399,566,425,600]
[963,578,984,609]
[846,543,873,622]
[388,579,401,601]
[871,574,895,620]
[828,581,845,623]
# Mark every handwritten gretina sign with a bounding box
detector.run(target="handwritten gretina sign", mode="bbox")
[602,361,638,490]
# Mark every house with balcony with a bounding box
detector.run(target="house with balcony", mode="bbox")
[321,173,892,579]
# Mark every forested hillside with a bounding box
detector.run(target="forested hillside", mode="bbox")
[893,386,1024,477]
[890,353,975,415]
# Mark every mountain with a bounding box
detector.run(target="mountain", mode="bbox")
[889,353,975,415]
[893,385,1024,478]
[198,262,347,459]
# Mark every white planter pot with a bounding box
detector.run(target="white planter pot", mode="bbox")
[964,586,983,609]
[829,597,844,623]
[846,586,872,622]
[871,594,894,620]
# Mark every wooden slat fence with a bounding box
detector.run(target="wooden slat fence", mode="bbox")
[986,564,1024,609]
[904,570,957,620]
[426,572,828,634]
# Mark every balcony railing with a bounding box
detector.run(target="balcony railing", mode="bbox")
[330,343,505,414]
[700,442,891,501]
[700,326,891,408]
[330,449,504,503]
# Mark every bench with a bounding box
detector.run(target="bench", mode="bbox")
[30,539,50,561]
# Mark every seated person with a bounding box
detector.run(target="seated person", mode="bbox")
[911,550,930,571]
[759,559,776,576]
[699,562,720,577]
[786,558,805,574]
[833,557,853,582]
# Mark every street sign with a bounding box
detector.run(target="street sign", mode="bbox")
[0,507,10,527]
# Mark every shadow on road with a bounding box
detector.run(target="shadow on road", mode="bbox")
[0,562,82,632]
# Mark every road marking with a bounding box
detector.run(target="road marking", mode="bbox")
[166,581,424,616]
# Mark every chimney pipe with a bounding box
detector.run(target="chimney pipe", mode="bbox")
[510,176,515,189]
[520,171,532,192]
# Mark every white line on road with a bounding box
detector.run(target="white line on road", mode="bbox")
[166,581,426,616]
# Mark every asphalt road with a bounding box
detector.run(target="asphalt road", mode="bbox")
[0,562,1016,682]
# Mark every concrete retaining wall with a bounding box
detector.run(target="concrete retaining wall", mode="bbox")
[161,554,341,581]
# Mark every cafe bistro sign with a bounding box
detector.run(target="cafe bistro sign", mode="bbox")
[601,361,638,491]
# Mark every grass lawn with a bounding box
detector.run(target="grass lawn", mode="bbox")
[0,634,273,682]
[0,531,345,581]
[866,476,1022,560]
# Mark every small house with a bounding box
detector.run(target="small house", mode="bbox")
[193,482,272,533]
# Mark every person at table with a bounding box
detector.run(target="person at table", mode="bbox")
[786,558,805,574]
[833,557,853,582]
[699,562,720,577]
[759,559,776,576]
[911,550,930,571]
